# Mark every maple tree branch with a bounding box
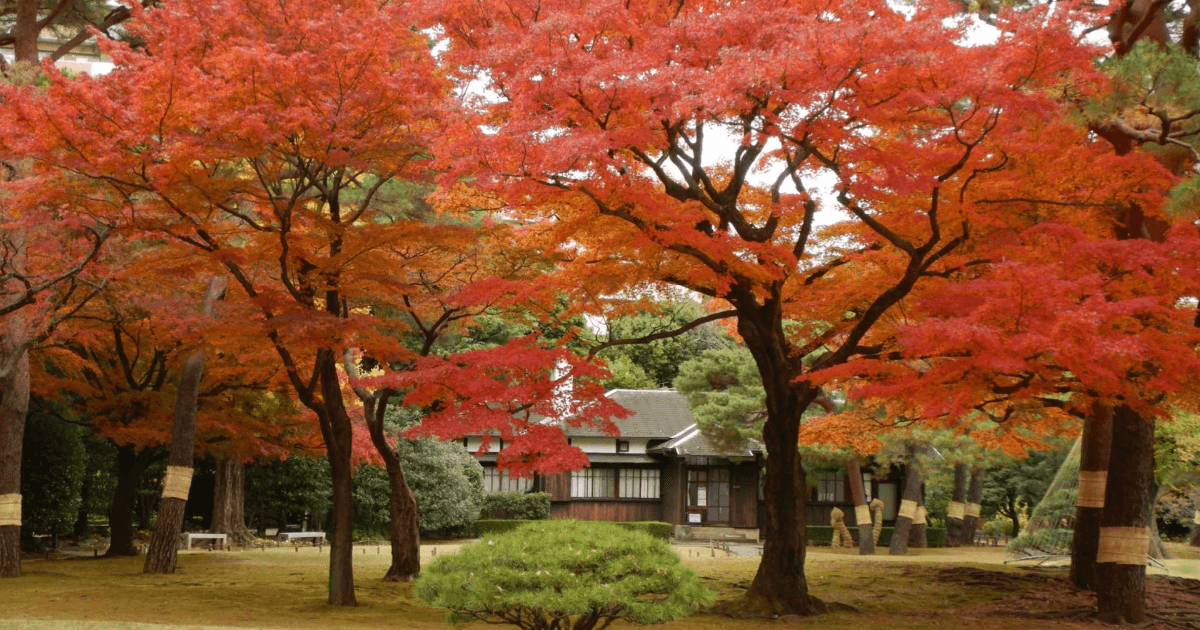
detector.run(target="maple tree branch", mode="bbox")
[47,3,142,62]
[838,191,915,255]
[975,197,1115,208]
[342,348,375,405]
[0,226,107,318]
[802,243,882,286]
[587,310,736,358]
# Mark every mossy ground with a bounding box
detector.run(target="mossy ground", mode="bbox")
[1,542,1197,630]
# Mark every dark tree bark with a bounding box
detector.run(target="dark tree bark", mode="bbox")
[846,458,875,555]
[890,456,923,555]
[211,456,254,546]
[143,354,203,573]
[145,277,225,574]
[1095,405,1154,624]
[105,445,158,557]
[909,492,928,549]
[1071,404,1113,590]
[946,463,968,546]
[739,311,824,615]
[304,350,358,606]
[343,358,420,582]
[0,327,30,578]
[962,465,985,544]
[13,0,40,64]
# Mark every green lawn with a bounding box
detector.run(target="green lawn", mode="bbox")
[1,543,1196,630]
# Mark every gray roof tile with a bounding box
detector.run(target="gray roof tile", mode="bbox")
[565,389,696,438]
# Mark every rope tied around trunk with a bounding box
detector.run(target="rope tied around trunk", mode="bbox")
[161,466,194,501]
[0,494,20,526]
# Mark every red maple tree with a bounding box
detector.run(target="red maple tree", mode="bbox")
[417,0,1163,613]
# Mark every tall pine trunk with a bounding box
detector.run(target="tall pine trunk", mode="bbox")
[1095,405,1154,623]
[890,456,922,555]
[962,466,984,544]
[909,492,928,549]
[211,457,253,545]
[946,463,968,546]
[144,277,225,573]
[143,354,204,572]
[846,458,874,555]
[0,325,30,578]
[1191,492,1200,547]
[1071,404,1113,590]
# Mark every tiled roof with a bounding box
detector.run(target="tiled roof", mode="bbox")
[650,424,761,458]
[564,389,697,438]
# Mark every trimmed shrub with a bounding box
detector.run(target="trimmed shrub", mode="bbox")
[474,519,535,536]
[416,520,713,630]
[479,492,551,520]
[615,521,671,541]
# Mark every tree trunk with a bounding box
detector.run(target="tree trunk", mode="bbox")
[962,465,985,545]
[380,451,420,581]
[13,0,40,64]
[312,351,357,606]
[1071,404,1113,590]
[747,413,818,613]
[144,274,222,575]
[0,329,31,578]
[890,457,922,555]
[846,458,874,555]
[211,457,254,546]
[946,463,968,546]
[738,311,824,615]
[106,445,156,557]
[909,492,928,549]
[1191,493,1200,548]
[345,358,421,582]
[1095,405,1154,624]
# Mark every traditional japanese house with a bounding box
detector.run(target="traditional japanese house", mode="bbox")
[467,388,905,533]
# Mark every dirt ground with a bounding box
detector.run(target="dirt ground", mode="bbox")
[0,542,1197,630]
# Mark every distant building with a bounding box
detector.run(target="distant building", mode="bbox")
[1,34,113,75]
[466,388,907,534]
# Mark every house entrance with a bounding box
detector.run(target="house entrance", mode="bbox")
[686,468,730,525]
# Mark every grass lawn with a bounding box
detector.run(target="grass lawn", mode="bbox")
[1,542,1197,630]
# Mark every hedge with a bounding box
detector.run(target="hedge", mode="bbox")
[615,521,672,540]
[478,492,551,520]
[807,525,947,547]
[475,519,672,540]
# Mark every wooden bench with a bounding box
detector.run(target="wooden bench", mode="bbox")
[183,533,227,549]
[279,531,326,544]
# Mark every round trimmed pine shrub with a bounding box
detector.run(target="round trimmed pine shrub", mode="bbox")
[415,520,712,630]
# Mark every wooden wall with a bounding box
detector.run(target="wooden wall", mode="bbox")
[730,463,759,528]
[541,472,569,501]
[550,501,663,522]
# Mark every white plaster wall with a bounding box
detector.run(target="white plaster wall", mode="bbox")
[572,437,616,453]
[465,436,500,453]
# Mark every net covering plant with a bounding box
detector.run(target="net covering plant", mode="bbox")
[415,520,712,630]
